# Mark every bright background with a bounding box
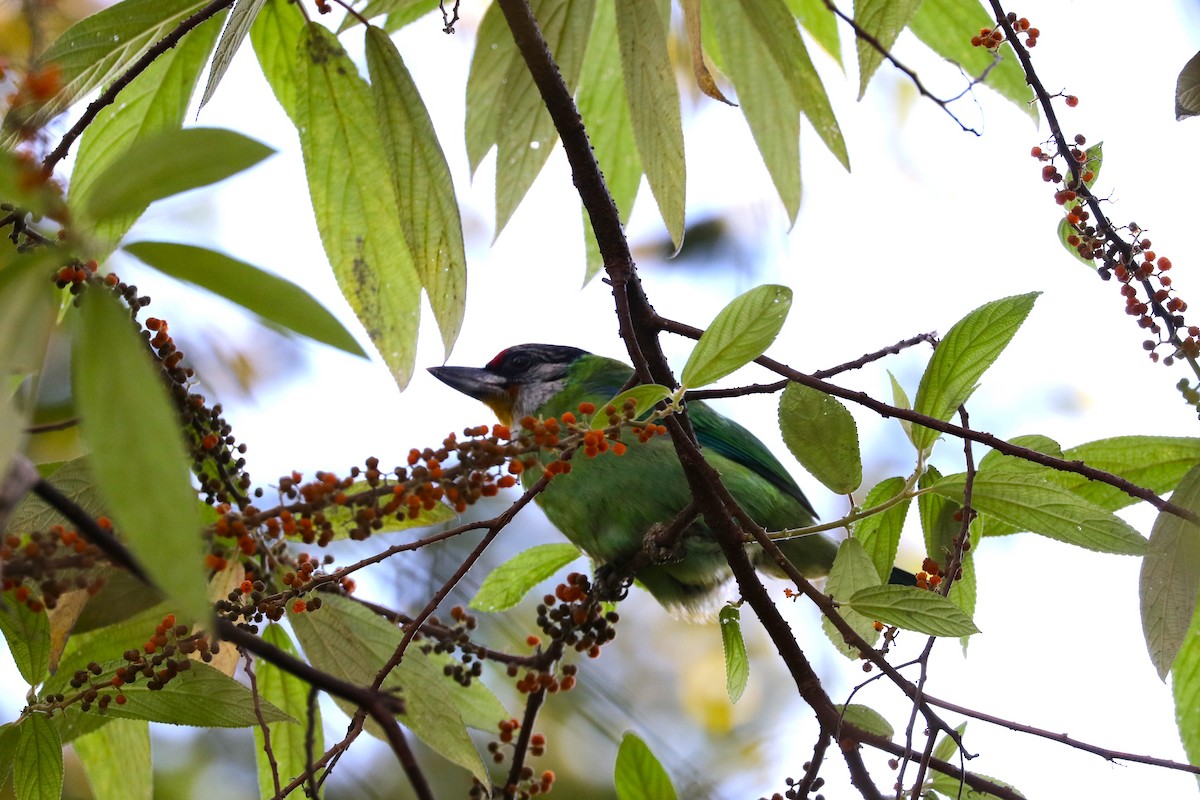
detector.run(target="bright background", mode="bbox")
[8,1,1200,797]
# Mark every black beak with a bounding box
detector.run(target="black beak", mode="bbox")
[427,365,509,404]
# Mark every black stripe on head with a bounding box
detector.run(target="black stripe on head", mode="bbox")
[485,344,589,381]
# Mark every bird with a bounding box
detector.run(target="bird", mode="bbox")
[429,343,912,612]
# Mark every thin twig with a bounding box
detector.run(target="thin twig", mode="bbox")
[40,0,236,174]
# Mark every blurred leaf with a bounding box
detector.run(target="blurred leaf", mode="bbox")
[14,715,61,800]
[908,0,1035,119]
[853,476,911,583]
[614,732,678,800]
[470,543,582,612]
[931,469,1146,555]
[929,771,1025,799]
[822,538,882,657]
[1177,50,1200,120]
[46,590,89,673]
[3,0,209,138]
[836,704,893,739]
[198,0,268,109]
[498,0,595,237]
[290,595,506,782]
[123,241,364,356]
[785,0,841,66]
[68,7,223,252]
[616,0,686,249]
[74,720,150,800]
[464,3,513,174]
[1141,463,1200,679]
[100,660,292,726]
[0,724,18,789]
[779,381,861,494]
[578,0,643,282]
[681,284,792,389]
[911,293,1039,453]
[255,625,323,795]
[365,28,466,356]
[294,23,423,389]
[848,585,979,637]
[0,258,58,480]
[718,605,748,702]
[0,601,49,686]
[83,127,273,223]
[338,0,438,32]
[854,0,922,99]
[73,290,208,620]
[591,384,671,429]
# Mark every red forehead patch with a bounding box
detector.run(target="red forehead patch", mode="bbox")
[485,348,510,370]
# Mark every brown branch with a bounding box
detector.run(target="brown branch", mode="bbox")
[40,0,236,174]
[685,332,938,402]
[243,650,283,800]
[658,315,1199,524]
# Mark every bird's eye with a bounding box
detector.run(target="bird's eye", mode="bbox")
[508,353,532,372]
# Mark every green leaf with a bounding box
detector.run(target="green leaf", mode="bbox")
[718,605,748,703]
[847,585,979,637]
[123,241,364,356]
[708,0,800,222]
[72,289,208,621]
[100,660,292,726]
[733,0,848,171]
[0,601,50,687]
[0,724,19,789]
[852,476,911,583]
[255,625,323,795]
[977,434,1064,471]
[3,0,210,138]
[339,0,439,32]
[785,0,841,66]
[1058,216,1096,266]
[1178,50,1200,119]
[836,704,893,740]
[931,469,1147,556]
[888,370,914,444]
[250,0,305,117]
[590,384,672,429]
[1172,602,1200,772]
[1141,462,1200,679]
[14,715,62,800]
[74,720,150,800]
[494,0,595,236]
[822,538,883,657]
[294,23,423,389]
[614,731,678,800]
[578,0,643,283]
[68,7,224,252]
[290,595,506,783]
[681,285,792,389]
[464,3,514,174]
[0,257,58,480]
[911,293,1039,453]
[616,0,686,249]
[319,492,454,541]
[1061,435,1200,513]
[83,128,273,223]
[199,0,269,109]
[854,0,922,99]
[919,465,962,564]
[469,543,583,612]
[932,721,965,763]
[929,771,1025,799]
[365,27,467,356]
[908,0,1035,119]
[779,381,862,494]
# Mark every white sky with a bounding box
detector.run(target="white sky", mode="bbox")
[17,0,1200,797]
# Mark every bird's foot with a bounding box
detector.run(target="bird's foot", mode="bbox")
[643,522,686,565]
[593,564,631,602]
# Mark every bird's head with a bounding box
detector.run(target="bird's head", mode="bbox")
[428,344,588,426]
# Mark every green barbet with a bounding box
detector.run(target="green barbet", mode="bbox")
[430,344,911,611]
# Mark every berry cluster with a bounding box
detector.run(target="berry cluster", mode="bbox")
[1,524,108,612]
[426,605,485,687]
[970,13,1037,51]
[766,772,826,800]
[476,719,556,799]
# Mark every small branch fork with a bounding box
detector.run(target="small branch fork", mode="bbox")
[490,0,1198,797]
